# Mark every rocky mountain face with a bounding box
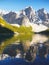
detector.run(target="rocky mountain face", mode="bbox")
[3,12,19,24]
[2,6,49,27]
[24,6,36,22]
[37,8,49,21]
[37,8,49,27]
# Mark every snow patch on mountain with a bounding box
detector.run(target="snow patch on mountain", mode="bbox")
[0,9,9,15]
[22,21,48,32]
[11,24,20,27]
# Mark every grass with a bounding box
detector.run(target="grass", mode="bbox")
[0,17,33,33]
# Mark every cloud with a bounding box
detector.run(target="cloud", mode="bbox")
[0,9,9,14]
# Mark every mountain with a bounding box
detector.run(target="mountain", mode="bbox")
[0,17,19,33]
[0,9,9,16]
[1,6,49,32]
[19,10,26,17]
[3,7,49,26]
[0,17,32,35]
[3,11,19,24]
[37,8,48,21]
[0,17,15,42]
[37,8,49,27]
[24,6,36,22]
[3,7,36,24]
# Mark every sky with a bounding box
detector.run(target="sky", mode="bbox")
[0,0,49,12]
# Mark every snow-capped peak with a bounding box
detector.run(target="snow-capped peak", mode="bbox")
[25,6,35,15]
[43,9,47,14]
[38,8,47,14]
[0,9,9,15]
[20,10,26,16]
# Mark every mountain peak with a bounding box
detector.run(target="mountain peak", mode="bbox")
[8,11,16,15]
[24,6,36,22]
[24,6,35,14]
[38,8,47,14]
[24,6,35,13]
[25,6,33,10]
[20,10,26,16]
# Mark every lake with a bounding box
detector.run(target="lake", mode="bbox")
[0,33,49,64]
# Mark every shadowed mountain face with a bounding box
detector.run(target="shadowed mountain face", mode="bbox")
[0,25,14,43]
[0,25,14,33]
[37,8,49,21]
[3,12,17,24]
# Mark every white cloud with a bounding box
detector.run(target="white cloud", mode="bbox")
[0,9,9,14]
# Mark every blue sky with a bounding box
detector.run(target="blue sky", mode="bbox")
[0,0,49,12]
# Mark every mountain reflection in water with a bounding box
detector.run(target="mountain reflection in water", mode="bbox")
[0,34,49,63]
